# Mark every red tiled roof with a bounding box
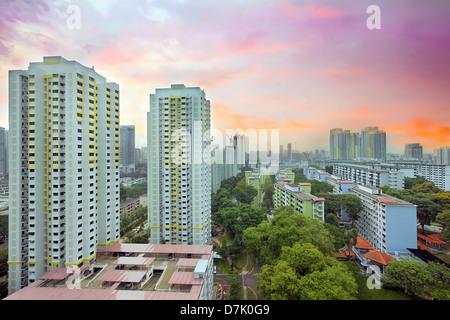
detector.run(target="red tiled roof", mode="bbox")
[417,233,446,245]
[362,251,395,266]
[355,237,373,250]
[377,198,397,203]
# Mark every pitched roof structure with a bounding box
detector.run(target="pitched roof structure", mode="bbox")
[355,236,373,250]
[362,250,395,266]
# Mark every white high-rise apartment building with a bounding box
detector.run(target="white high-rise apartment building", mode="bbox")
[147,84,211,245]
[8,56,120,294]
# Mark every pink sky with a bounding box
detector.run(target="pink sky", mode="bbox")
[1,0,449,153]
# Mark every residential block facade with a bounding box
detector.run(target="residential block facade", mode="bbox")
[273,182,325,222]
[8,56,120,294]
[147,84,211,245]
[350,185,417,254]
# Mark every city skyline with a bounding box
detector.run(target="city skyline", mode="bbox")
[0,1,449,154]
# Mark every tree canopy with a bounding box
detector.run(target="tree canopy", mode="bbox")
[219,204,265,240]
[232,183,258,205]
[242,207,336,265]
[256,242,358,300]
[382,258,450,300]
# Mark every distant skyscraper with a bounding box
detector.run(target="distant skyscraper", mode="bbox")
[120,125,135,172]
[0,127,7,175]
[330,126,386,161]
[359,126,386,161]
[330,128,358,160]
[405,143,423,160]
[437,146,450,165]
[8,56,120,294]
[147,84,211,245]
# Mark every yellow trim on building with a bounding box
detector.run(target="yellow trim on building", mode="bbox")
[43,61,60,65]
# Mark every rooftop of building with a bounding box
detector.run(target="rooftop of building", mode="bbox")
[5,243,213,300]
[275,182,320,202]
[350,185,415,207]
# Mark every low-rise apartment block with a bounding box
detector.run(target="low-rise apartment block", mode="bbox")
[386,161,450,191]
[120,197,142,215]
[349,185,417,254]
[245,169,271,207]
[333,163,404,190]
[273,182,325,222]
[325,175,355,195]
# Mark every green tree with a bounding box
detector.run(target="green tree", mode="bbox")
[382,258,450,299]
[256,242,357,300]
[325,213,339,227]
[436,210,450,240]
[316,193,342,216]
[404,176,427,189]
[343,228,358,256]
[242,207,335,265]
[262,178,274,209]
[232,183,258,205]
[0,215,8,242]
[412,182,443,194]
[120,183,127,201]
[310,180,334,194]
[220,204,265,240]
[126,182,147,198]
[297,263,358,300]
[256,260,302,300]
[341,194,362,224]
[406,194,443,235]
[227,277,244,300]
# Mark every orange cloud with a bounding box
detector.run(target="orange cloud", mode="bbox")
[211,102,310,131]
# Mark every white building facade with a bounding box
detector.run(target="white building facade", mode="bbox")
[333,163,404,190]
[147,84,211,245]
[8,56,120,294]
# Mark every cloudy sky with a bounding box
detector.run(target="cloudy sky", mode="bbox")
[1,0,449,153]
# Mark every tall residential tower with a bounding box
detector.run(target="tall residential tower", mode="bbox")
[8,56,120,294]
[119,125,136,173]
[147,84,211,245]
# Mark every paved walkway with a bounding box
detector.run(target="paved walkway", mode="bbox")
[212,229,262,300]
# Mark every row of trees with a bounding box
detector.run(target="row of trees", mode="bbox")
[243,207,358,300]
[382,257,450,300]
[120,181,147,201]
[120,206,147,237]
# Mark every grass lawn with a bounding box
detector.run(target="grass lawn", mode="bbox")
[341,260,415,300]
[218,232,233,246]
[215,260,232,274]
